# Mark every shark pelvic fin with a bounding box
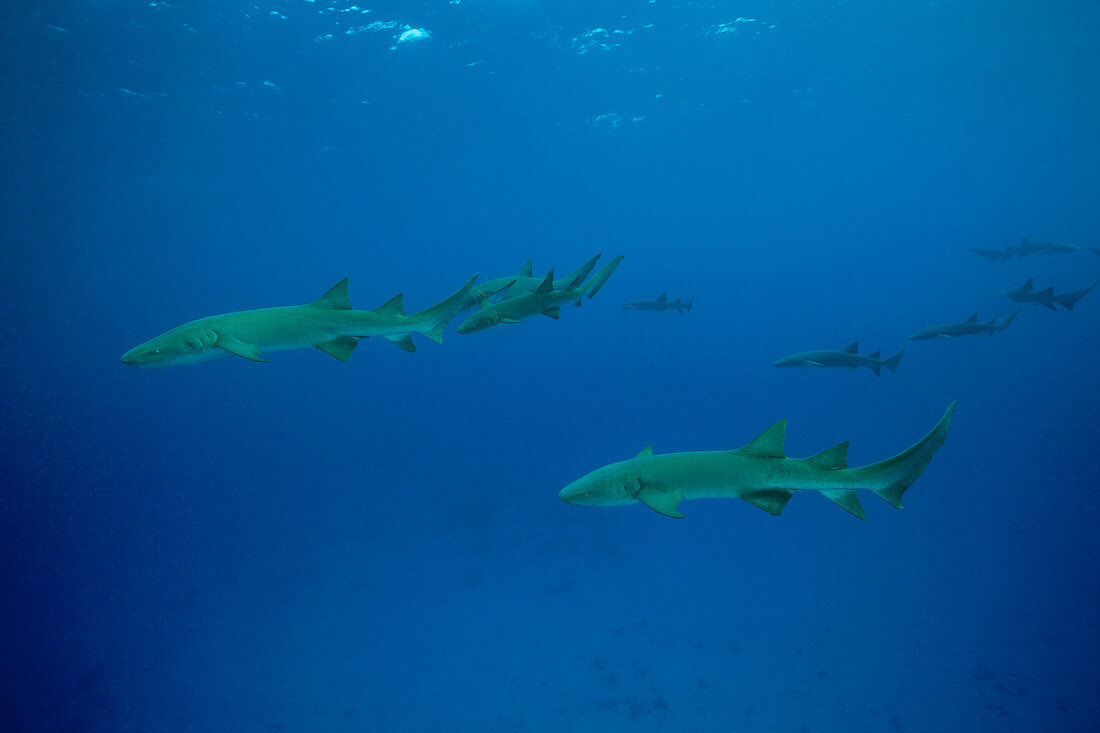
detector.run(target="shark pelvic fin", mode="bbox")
[804,441,849,470]
[315,336,359,362]
[373,294,405,317]
[741,489,793,516]
[543,307,561,319]
[384,334,417,352]
[217,335,268,362]
[740,420,786,458]
[636,485,685,518]
[820,489,866,520]
[312,278,353,310]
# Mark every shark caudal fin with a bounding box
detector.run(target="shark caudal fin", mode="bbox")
[880,348,905,374]
[1055,281,1098,311]
[561,254,601,291]
[845,402,957,510]
[684,295,694,312]
[410,274,479,344]
[996,310,1022,333]
[580,255,625,300]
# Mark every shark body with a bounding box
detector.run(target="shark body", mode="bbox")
[559,403,956,519]
[970,237,1081,262]
[622,293,694,314]
[461,255,602,311]
[772,341,905,376]
[909,310,1021,340]
[1004,279,1097,311]
[121,275,477,367]
[456,256,624,334]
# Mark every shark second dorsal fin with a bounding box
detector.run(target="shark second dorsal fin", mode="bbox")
[804,441,849,470]
[966,312,979,323]
[842,341,859,354]
[657,292,667,302]
[636,446,653,458]
[312,279,353,310]
[740,489,793,516]
[636,485,685,518]
[740,420,786,458]
[535,270,555,295]
[1039,286,1054,296]
[519,260,533,277]
[373,293,405,317]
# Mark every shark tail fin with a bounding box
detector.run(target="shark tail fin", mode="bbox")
[581,255,625,299]
[562,254,601,290]
[685,295,694,311]
[881,348,905,374]
[996,310,1022,333]
[1054,281,1097,311]
[848,402,957,510]
[410,274,479,344]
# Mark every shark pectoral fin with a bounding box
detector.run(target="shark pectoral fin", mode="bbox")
[636,486,685,518]
[500,316,524,324]
[740,489,793,516]
[383,334,417,353]
[820,489,867,520]
[938,334,952,339]
[806,360,825,367]
[316,336,359,362]
[543,307,561,319]
[216,335,267,362]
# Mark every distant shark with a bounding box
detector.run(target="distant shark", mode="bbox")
[909,311,1021,340]
[121,275,477,367]
[622,293,694,314]
[559,403,957,520]
[1003,278,1097,311]
[772,342,905,376]
[461,255,603,311]
[970,237,1081,262]
[456,256,624,334]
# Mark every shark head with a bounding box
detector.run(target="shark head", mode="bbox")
[455,309,503,335]
[559,451,654,508]
[771,354,805,368]
[121,324,219,367]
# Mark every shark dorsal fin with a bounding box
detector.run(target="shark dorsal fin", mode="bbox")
[657,292,667,302]
[966,312,979,323]
[842,341,859,354]
[740,420,786,458]
[1022,237,1031,245]
[804,441,849,470]
[312,278,353,310]
[636,446,653,458]
[519,260,533,277]
[535,270,555,295]
[1039,286,1054,296]
[1022,279,1034,291]
[868,350,881,359]
[373,293,405,317]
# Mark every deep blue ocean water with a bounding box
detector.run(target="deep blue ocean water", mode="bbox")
[2,1,1099,730]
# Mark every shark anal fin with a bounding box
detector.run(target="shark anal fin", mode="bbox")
[740,420,786,458]
[636,486,685,518]
[373,294,405,317]
[820,489,866,520]
[312,279,353,310]
[216,335,268,362]
[383,334,416,353]
[741,489,793,516]
[804,441,849,470]
[316,336,359,362]
[543,307,561,319]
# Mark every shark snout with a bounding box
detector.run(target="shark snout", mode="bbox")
[120,350,139,366]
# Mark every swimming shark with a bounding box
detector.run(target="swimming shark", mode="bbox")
[970,237,1080,262]
[120,275,477,367]
[456,256,624,334]
[772,342,905,375]
[908,310,1022,340]
[1003,279,1098,311]
[622,293,694,314]
[461,254,603,311]
[559,402,956,519]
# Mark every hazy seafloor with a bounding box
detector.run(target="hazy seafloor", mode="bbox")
[2,1,1098,731]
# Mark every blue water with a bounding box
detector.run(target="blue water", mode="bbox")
[3,1,1098,730]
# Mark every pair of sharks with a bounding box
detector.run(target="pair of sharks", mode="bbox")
[120,255,624,367]
[1003,279,1097,312]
